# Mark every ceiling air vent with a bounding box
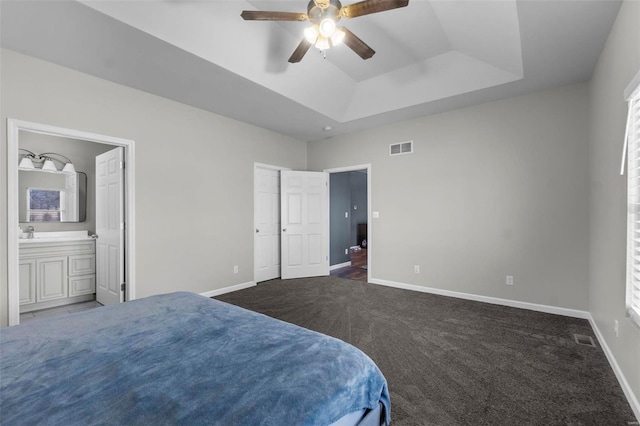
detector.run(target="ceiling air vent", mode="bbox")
[389,141,413,156]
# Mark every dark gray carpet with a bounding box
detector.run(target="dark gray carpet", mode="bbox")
[215,276,637,425]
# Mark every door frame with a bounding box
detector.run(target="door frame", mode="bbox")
[253,162,290,282]
[324,164,372,283]
[7,119,136,325]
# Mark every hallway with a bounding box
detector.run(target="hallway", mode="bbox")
[330,248,367,282]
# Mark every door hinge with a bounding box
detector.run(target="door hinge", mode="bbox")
[121,283,126,292]
[120,161,125,169]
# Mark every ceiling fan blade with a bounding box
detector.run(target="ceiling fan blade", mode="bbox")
[289,39,313,63]
[340,0,409,19]
[241,11,308,21]
[342,28,375,59]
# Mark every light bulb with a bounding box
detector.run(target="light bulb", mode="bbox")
[42,159,58,172]
[315,36,330,51]
[318,18,336,38]
[19,156,35,169]
[62,163,76,174]
[330,28,345,46]
[304,25,319,44]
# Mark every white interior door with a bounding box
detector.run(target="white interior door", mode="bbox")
[254,167,281,283]
[96,147,124,305]
[281,171,329,279]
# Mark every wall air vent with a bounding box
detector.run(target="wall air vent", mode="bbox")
[389,141,413,156]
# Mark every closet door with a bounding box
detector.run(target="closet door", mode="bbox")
[280,171,329,279]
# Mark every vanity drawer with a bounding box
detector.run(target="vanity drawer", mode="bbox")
[69,275,96,297]
[69,255,96,276]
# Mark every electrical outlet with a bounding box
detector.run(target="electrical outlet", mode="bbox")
[614,320,619,337]
[506,275,514,286]
[233,265,239,274]
[414,265,420,273]
[345,212,349,218]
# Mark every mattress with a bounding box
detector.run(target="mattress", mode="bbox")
[1,291,390,425]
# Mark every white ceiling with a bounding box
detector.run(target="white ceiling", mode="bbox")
[0,0,621,141]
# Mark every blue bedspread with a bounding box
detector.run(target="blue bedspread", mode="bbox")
[0,292,390,425]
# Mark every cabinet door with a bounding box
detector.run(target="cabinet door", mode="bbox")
[37,256,68,302]
[19,259,36,305]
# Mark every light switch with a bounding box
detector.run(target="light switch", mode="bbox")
[353,205,357,210]
[372,211,380,219]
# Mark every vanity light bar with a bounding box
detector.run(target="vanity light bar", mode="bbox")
[18,149,76,174]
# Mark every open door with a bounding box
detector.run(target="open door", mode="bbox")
[281,171,329,279]
[96,147,125,305]
[254,167,282,283]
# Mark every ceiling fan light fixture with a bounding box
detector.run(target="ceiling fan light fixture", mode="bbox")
[304,25,319,44]
[315,36,331,50]
[330,28,345,46]
[318,18,336,38]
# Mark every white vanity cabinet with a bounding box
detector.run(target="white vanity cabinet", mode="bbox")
[68,254,96,296]
[19,259,36,305]
[19,239,96,312]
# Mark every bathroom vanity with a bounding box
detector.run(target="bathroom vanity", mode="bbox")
[19,231,96,313]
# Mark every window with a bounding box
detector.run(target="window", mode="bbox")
[625,71,640,328]
[27,188,63,222]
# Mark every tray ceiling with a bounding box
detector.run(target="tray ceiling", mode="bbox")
[0,0,622,141]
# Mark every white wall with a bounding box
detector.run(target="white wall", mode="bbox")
[0,48,307,326]
[309,83,590,311]
[589,0,640,413]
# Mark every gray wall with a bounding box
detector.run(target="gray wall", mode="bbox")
[309,83,590,311]
[0,48,307,326]
[349,171,367,247]
[330,172,351,266]
[18,132,113,233]
[330,170,368,266]
[589,0,640,410]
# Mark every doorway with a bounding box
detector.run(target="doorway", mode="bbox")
[326,165,371,283]
[252,163,371,284]
[7,119,136,326]
[328,169,368,282]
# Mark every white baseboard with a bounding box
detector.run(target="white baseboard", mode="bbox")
[200,281,255,298]
[588,315,640,422]
[369,277,638,421]
[330,261,351,271]
[369,278,591,319]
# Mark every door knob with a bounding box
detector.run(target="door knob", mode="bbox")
[282,228,287,232]
[256,229,259,233]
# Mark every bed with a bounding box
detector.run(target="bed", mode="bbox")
[0,291,390,425]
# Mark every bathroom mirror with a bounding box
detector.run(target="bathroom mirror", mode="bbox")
[18,170,87,222]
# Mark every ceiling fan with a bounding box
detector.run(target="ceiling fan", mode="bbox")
[241,0,409,63]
